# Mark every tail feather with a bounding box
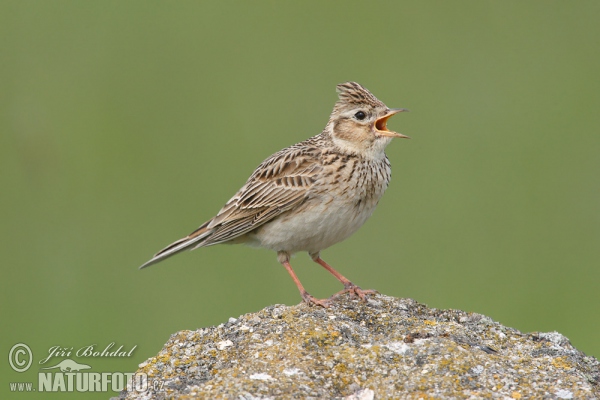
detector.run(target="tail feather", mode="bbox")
[139,224,212,269]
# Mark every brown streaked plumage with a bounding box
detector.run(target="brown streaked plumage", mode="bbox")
[140,82,409,307]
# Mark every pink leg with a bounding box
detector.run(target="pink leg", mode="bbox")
[312,256,378,301]
[281,260,331,308]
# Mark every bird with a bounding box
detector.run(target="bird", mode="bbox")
[140,82,409,307]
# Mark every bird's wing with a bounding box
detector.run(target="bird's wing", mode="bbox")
[139,145,322,269]
[199,145,323,245]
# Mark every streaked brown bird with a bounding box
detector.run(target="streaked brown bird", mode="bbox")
[140,82,409,307]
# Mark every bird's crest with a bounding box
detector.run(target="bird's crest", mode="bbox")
[335,82,385,109]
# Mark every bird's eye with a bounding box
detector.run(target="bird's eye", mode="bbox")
[354,111,366,120]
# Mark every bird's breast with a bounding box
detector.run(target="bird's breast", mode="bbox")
[247,157,392,254]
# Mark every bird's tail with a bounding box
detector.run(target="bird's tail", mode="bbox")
[139,222,213,269]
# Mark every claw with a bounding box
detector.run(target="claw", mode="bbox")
[330,284,378,301]
[301,292,332,308]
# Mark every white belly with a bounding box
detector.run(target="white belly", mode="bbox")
[247,190,382,255]
[240,156,391,255]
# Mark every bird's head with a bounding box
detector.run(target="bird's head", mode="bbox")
[327,82,408,158]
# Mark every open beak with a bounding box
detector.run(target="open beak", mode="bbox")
[375,108,409,138]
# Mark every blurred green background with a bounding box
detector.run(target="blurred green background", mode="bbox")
[2,1,599,398]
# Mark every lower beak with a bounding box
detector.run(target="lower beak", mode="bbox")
[375,108,410,139]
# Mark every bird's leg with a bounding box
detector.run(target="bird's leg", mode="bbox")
[310,254,378,301]
[279,252,330,308]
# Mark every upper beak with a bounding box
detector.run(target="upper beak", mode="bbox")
[375,108,410,138]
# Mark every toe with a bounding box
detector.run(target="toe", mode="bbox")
[330,286,378,302]
[301,292,331,308]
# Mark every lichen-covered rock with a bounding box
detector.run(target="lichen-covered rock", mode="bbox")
[116,294,599,399]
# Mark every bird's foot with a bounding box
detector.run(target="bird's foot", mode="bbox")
[330,284,378,302]
[301,291,331,308]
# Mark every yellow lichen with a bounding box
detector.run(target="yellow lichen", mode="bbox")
[551,356,573,370]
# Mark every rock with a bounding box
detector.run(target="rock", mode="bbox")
[115,294,599,399]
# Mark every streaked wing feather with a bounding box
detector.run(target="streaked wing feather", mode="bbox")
[200,146,322,246]
[140,139,324,268]
[199,206,285,246]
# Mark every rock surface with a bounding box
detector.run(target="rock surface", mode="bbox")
[117,294,599,399]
